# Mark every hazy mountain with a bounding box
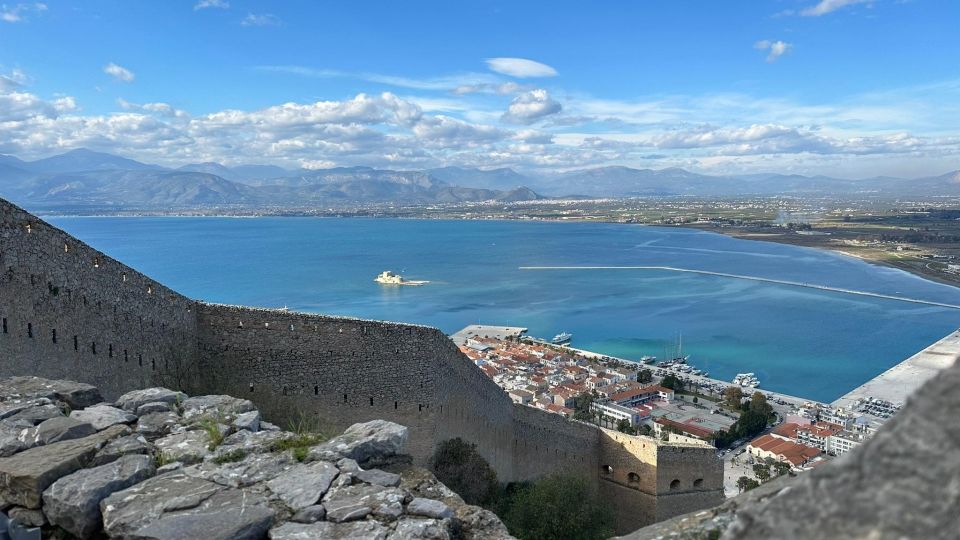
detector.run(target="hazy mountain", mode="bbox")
[541,166,739,196]
[256,167,534,204]
[5,170,259,208]
[0,149,957,210]
[428,166,532,191]
[178,162,290,184]
[24,148,161,174]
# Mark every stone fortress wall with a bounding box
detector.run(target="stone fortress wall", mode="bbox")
[0,198,722,533]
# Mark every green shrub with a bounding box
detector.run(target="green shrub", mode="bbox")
[430,438,499,506]
[211,448,248,464]
[502,474,614,540]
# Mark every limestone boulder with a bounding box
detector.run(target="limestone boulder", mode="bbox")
[407,498,454,520]
[269,521,390,540]
[70,404,137,431]
[390,517,452,540]
[18,416,96,446]
[215,429,293,457]
[0,397,55,420]
[192,450,294,488]
[8,506,47,528]
[0,418,32,456]
[6,403,63,425]
[136,401,174,416]
[136,411,181,440]
[266,460,339,510]
[356,468,401,487]
[155,430,211,465]
[0,376,103,409]
[311,420,408,464]
[181,395,255,423]
[290,505,326,523]
[0,424,128,508]
[42,454,156,538]
[100,472,274,540]
[91,434,154,467]
[233,410,260,432]
[323,483,408,522]
[116,387,186,413]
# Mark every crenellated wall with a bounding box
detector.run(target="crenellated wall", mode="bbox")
[0,198,722,533]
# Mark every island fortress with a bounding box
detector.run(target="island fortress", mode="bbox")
[0,198,722,533]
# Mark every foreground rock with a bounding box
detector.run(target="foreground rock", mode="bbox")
[42,454,156,537]
[0,424,128,508]
[312,419,409,465]
[0,377,512,539]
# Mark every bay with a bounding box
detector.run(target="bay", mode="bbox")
[49,216,960,403]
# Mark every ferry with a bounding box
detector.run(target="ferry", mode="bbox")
[640,355,657,364]
[374,270,429,286]
[551,332,573,344]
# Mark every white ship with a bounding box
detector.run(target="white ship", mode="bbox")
[374,270,429,286]
[551,332,572,344]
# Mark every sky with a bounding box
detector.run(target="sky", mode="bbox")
[0,0,958,178]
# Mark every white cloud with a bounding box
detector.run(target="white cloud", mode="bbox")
[501,89,562,124]
[755,40,792,62]
[241,13,281,27]
[0,68,28,92]
[801,0,872,16]
[103,63,135,83]
[194,0,228,9]
[485,58,557,78]
[0,2,46,23]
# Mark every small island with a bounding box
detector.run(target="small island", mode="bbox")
[375,270,430,286]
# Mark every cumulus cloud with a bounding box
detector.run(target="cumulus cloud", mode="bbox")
[0,2,46,23]
[801,0,871,16]
[501,89,562,124]
[0,68,28,92]
[485,58,557,78]
[241,13,281,26]
[755,40,792,62]
[194,0,228,9]
[103,63,135,83]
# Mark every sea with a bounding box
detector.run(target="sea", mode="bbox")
[48,216,960,403]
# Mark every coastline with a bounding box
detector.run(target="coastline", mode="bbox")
[680,224,960,289]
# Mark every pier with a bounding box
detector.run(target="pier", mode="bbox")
[832,329,960,411]
[519,265,960,310]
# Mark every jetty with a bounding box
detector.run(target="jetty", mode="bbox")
[832,329,960,412]
[519,265,960,310]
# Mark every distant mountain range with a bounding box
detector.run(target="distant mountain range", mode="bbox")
[0,148,957,210]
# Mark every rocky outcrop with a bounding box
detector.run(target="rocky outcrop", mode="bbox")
[0,376,513,539]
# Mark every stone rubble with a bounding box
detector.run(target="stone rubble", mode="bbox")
[0,376,514,539]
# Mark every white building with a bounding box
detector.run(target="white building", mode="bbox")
[590,401,645,429]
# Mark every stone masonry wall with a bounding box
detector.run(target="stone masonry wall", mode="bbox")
[0,199,200,396]
[0,198,724,533]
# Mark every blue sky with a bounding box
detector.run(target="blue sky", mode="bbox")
[1,0,958,177]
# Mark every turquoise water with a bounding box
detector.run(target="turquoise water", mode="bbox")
[48,217,960,402]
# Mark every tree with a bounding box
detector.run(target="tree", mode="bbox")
[772,461,792,477]
[753,463,771,483]
[723,387,744,409]
[615,418,636,435]
[572,392,595,423]
[736,476,760,493]
[430,438,499,506]
[637,369,653,383]
[749,392,773,418]
[661,374,684,392]
[504,474,614,540]
[692,396,699,404]
[637,424,653,436]
[735,409,769,439]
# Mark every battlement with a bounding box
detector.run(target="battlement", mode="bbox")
[0,198,722,533]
